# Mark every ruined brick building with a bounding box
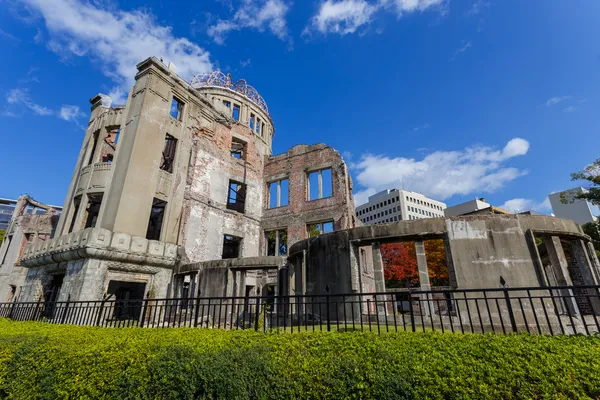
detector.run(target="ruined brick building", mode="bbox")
[0,196,61,301]
[19,57,359,303]
[16,57,600,317]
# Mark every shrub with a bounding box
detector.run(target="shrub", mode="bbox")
[0,319,599,399]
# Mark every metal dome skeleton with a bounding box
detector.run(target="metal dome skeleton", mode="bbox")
[190,71,270,116]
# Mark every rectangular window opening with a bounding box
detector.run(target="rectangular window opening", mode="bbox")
[249,113,255,131]
[222,235,242,259]
[227,180,247,213]
[233,104,240,121]
[170,97,184,120]
[84,194,103,229]
[308,220,334,237]
[307,167,333,200]
[87,131,99,165]
[230,137,247,160]
[146,198,167,241]
[160,134,177,173]
[68,196,82,233]
[268,178,289,208]
[266,229,287,256]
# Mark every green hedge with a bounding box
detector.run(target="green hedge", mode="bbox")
[0,319,599,399]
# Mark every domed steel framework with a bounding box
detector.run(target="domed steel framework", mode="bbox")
[190,71,269,116]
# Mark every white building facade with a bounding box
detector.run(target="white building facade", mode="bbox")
[356,189,446,225]
[549,188,599,225]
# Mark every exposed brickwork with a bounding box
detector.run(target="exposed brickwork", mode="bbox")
[261,144,357,252]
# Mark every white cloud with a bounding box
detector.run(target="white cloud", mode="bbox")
[351,138,530,205]
[59,105,84,121]
[563,106,576,113]
[6,88,53,116]
[306,0,378,35]
[451,40,472,60]
[500,197,551,213]
[305,0,444,36]
[466,0,490,16]
[208,0,290,44]
[385,0,445,14]
[501,137,529,158]
[545,96,571,106]
[21,0,213,104]
[240,58,252,68]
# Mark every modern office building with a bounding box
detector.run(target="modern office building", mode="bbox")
[549,188,599,225]
[444,198,511,217]
[355,189,446,225]
[0,199,17,232]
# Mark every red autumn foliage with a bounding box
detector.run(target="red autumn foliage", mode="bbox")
[381,239,450,287]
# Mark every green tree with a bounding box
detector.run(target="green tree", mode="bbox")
[569,158,600,205]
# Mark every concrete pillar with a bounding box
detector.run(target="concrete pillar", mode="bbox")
[415,240,431,317]
[544,236,579,316]
[572,240,599,285]
[370,242,386,293]
[571,240,600,314]
[371,242,386,316]
[586,241,600,282]
[525,230,548,286]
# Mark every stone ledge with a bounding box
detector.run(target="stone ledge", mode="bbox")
[21,227,177,269]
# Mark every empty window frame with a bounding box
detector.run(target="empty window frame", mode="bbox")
[230,137,247,160]
[268,178,289,208]
[146,198,167,241]
[249,113,255,131]
[255,117,261,135]
[170,97,184,120]
[160,134,177,173]
[84,194,103,229]
[222,235,242,259]
[261,122,266,137]
[307,168,333,200]
[68,196,82,233]
[111,128,121,145]
[266,229,287,256]
[87,130,100,165]
[0,236,11,265]
[308,221,334,237]
[227,180,247,213]
[222,100,231,109]
[233,104,240,121]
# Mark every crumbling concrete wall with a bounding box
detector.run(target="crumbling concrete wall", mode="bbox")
[289,214,593,293]
[181,120,267,263]
[262,144,357,252]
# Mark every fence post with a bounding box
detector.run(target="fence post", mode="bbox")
[35,296,42,321]
[326,294,331,332]
[139,293,149,328]
[409,294,416,332]
[8,297,17,320]
[61,294,71,324]
[194,291,201,328]
[503,287,518,333]
[95,294,108,326]
[254,296,262,332]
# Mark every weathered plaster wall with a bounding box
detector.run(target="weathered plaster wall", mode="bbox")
[181,120,267,263]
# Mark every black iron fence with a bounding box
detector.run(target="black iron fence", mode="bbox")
[2,285,600,335]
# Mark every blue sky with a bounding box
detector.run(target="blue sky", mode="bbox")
[0,0,598,214]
